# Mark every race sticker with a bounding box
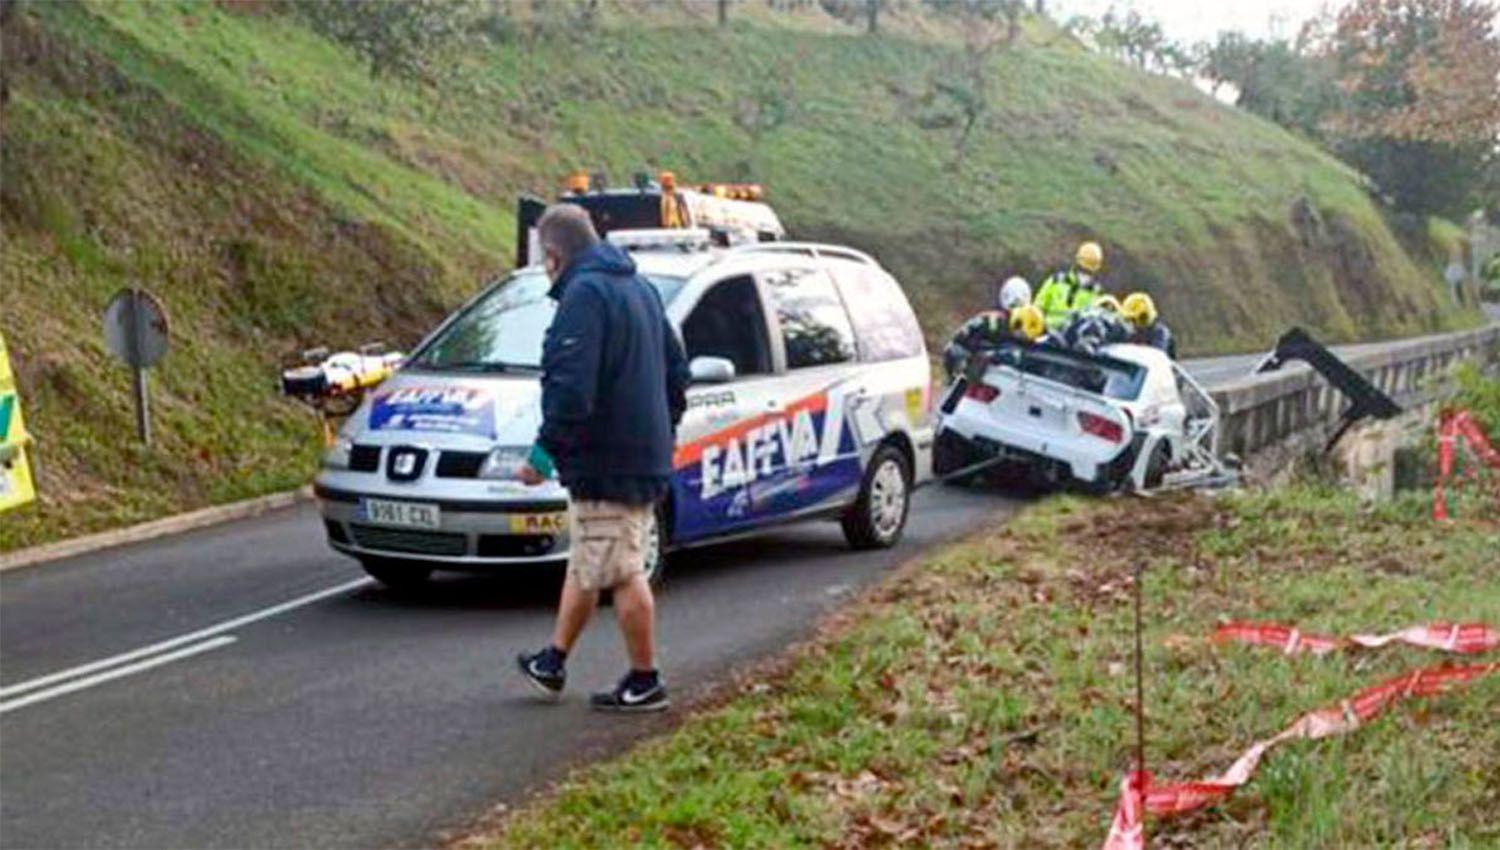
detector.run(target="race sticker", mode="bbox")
[368,386,496,438]
[671,385,863,540]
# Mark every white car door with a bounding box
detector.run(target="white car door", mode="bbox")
[753,266,869,515]
[669,273,786,542]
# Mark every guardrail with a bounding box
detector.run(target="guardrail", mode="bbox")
[1209,324,1500,459]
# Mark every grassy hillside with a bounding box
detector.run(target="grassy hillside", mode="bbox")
[0,1,1478,549]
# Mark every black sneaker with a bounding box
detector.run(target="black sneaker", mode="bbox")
[516,647,566,699]
[590,672,670,713]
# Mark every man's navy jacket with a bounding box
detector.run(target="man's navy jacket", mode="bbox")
[537,242,690,504]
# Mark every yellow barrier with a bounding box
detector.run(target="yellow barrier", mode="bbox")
[1,331,37,513]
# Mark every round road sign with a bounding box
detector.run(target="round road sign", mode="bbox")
[103,288,170,369]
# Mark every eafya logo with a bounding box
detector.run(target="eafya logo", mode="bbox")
[700,407,826,500]
[381,387,488,412]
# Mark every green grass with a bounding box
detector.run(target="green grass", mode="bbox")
[0,0,1483,549]
[471,487,1499,848]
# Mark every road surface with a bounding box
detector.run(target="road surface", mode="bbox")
[0,485,1016,849]
[1,326,1492,849]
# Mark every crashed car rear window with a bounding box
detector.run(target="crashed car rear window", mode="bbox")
[1015,349,1145,401]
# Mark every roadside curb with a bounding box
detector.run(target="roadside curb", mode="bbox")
[0,486,313,573]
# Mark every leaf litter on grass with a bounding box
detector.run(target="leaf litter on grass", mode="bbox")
[475,487,1498,849]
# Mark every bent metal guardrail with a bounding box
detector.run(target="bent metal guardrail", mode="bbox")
[1208,324,1500,459]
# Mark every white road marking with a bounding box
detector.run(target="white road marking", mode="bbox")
[0,577,371,700]
[0,636,237,715]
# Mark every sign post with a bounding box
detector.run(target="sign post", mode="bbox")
[103,287,170,446]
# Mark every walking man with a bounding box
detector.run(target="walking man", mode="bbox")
[516,204,689,712]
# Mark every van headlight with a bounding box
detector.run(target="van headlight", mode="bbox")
[322,435,354,470]
[478,446,531,480]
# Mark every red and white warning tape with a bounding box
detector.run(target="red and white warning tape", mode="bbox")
[1214,621,1500,656]
[1101,623,1499,849]
[1434,408,1500,521]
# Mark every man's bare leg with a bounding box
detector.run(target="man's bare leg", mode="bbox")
[610,572,656,671]
[549,571,599,653]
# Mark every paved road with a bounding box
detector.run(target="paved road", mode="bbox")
[0,485,1017,849]
[2,325,1492,849]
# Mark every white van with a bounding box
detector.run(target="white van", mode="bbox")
[314,234,935,587]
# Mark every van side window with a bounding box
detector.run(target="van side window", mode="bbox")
[681,275,773,377]
[829,266,925,361]
[763,268,857,369]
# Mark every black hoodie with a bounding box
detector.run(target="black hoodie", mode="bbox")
[536,242,690,504]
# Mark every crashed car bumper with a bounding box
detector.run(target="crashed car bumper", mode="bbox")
[934,422,1141,489]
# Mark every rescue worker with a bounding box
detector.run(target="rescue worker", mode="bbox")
[941,276,1032,380]
[1008,303,1046,344]
[1090,294,1122,316]
[1060,309,1130,353]
[1034,241,1105,331]
[1121,292,1177,359]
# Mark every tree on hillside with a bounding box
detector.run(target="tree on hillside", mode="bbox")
[1317,0,1500,217]
[924,1,1028,47]
[1072,8,1192,75]
[293,0,481,79]
[1199,32,1338,137]
[816,0,884,33]
[912,1,1028,167]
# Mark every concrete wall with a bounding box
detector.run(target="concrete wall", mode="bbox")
[1209,324,1500,462]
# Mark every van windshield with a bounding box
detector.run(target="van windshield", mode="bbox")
[406,271,685,373]
[1011,347,1145,401]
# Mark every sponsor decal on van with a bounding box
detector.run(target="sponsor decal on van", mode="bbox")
[671,386,864,539]
[369,386,496,437]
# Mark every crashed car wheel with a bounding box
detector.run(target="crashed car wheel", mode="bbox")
[1143,443,1170,490]
[359,556,433,591]
[842,445,911,550]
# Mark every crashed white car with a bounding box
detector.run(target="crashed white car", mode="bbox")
[933,342,1222,492]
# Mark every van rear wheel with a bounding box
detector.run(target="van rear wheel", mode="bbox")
[842,445,911,550]
[359,556,433,591]
[642,505,666,586]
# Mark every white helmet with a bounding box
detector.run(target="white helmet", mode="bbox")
[997,276,1032,311]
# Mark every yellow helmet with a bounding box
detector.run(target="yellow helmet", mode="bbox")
[1075,241,1104,274]
[1009,304,1045,342]
[1121,292,1158,328]
[1092,294,1121,314]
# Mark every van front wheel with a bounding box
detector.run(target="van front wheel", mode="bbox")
[842,445,911,550]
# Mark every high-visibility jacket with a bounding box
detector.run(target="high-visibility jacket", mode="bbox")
[1034,270,1098,330]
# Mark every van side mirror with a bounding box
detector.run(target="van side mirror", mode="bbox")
[689,356,736,384]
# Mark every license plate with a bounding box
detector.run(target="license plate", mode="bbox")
[359,498,441,529]
[509,511,568,534]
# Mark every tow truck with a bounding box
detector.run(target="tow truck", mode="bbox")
[515,170,785,266]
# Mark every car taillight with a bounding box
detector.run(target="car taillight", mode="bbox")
[1078,411,1124,443]
[965,382,1001,403]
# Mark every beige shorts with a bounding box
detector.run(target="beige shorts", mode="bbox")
[567,500,652,592]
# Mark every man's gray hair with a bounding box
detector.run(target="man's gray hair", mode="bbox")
[536,204,599,266]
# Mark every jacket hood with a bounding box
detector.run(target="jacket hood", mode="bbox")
[549,242,637,299]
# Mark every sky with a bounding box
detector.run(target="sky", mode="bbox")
[1046,0,1340,44]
